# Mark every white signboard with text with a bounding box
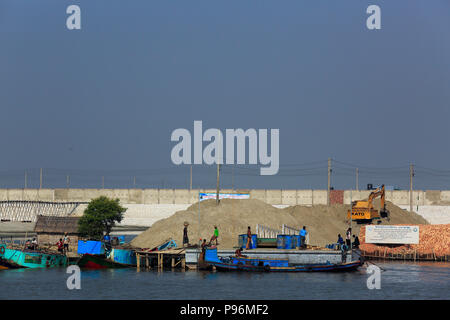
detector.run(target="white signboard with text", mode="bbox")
[199,193,250,201]
[365,225,420,244]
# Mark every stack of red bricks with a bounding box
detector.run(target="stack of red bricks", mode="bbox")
[359,224,450,258]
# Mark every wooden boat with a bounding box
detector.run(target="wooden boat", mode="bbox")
[107,248,137,266]
[0,244,67,269]
[0,257,24,269]
[77,240,137,268]
[204,248,362,272]
[77,253,132,269]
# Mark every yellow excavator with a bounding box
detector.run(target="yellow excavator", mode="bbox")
[347,184,390,224]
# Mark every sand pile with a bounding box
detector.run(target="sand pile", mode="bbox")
[131,198,428,249]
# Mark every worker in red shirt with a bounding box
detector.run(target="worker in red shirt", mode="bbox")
[56,238,64,254]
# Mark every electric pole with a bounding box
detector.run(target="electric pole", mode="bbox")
[356,168,359,192]
[327,158,331,206]
[39,168,42,189]
[24,171,27,189]
[232,166,234,191]
[190,165,192,190]
[66,175,70,189]
[410,164,414,212]
[216,132,222,205]
[216,163,220,205]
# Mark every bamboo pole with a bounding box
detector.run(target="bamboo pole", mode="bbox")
[136,253,140,271]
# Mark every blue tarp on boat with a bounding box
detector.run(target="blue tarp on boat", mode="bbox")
[109,248,137,265]
[205,248,221,263]
[77,240,105,255]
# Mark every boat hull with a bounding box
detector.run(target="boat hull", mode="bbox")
[211,260,362,272]
[0,244,67,269]
[108,248,137,266]
[0,257,24,269]
[77,254,131,269]
[205,248,362,272]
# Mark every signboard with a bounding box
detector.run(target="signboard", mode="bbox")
[365,225,420,244]
[199,193,250,201]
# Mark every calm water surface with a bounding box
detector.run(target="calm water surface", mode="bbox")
[0,261,449,300]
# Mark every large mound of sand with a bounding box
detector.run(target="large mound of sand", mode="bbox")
[130,199,429,249]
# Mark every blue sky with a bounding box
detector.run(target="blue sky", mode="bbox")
[0,1,449,189]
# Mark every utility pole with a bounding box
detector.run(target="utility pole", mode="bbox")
[198,192,201,250]
[216,163,220,205]
[102,176,105,189]
[66,175,70,189]
[410,164,414,212]
[350,189,352,252]
[133,176,136,189]
[232,166,234,191]
[327,158,331,206]
[356,168,359,192]
[216,132,222,205]
[189,166,192,190]
[24,171,27,189]
[39,168,43,189]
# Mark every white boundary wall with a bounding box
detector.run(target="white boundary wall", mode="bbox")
[1,189,450,226]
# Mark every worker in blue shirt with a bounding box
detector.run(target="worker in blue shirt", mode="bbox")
[337,234,345,250]
[299,226,308,249]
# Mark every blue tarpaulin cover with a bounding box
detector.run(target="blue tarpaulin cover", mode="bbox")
[77,240,105,254]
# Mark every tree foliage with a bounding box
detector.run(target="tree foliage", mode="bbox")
[78,196,126,240]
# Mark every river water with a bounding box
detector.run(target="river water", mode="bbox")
[0,261,449,300]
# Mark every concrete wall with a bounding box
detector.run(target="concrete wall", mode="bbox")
[2,189,450,227]
[1,188,450,206]
[398,205,450,225]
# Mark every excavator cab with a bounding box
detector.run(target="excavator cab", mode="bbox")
[347,185,390,224]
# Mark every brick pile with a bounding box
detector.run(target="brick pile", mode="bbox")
[359,224,450,258]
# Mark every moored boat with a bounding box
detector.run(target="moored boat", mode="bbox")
[107,248,137,266]
[0,244,67,269]
[77,239,136,268]
[204,248,363,272]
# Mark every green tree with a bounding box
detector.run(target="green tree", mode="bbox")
[78,196,126,240]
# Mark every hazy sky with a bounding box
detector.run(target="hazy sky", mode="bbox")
[0,1,449,189]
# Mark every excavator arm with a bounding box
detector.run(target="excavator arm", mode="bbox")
[368,185,385,210]
[348,184,389,223]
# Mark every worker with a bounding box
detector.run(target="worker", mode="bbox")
[352,235,360,248]
[299,226,308,249]
[235,247,247,258]
[337,234,344,246]
[63,233,70,254]
[183,222,189,247]
[199,239,208,263]
[201,239,208,253]
[56,238,64,254]
[31,238,38,250]
[346,228,352,247]
[246,226,252,250]
[210,225,219,246]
